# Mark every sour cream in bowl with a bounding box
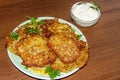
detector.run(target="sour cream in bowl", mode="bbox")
[70,1,101,27]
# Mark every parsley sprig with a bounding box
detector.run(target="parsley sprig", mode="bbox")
[27,16,38,27]
[26,16,39,34]
[38,20,46,25]
[45,66,60,80]
[90,1,100,12]
[26,27,39,34]
[77,34,82,39]
[10,32,19,40]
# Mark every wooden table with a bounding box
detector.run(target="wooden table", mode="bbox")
[0,0,120,80]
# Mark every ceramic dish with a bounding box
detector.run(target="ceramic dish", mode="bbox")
[7,17,87,79]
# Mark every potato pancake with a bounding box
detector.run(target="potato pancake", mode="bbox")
[47,20,77,39]
[49,35,80,63]
[15,35,56,67]
[51,40,89,72]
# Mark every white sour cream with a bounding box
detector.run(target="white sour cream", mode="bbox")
[73,2,99,21]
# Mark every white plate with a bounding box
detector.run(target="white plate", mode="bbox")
[7,17,87,80]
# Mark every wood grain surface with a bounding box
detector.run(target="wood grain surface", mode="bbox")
[0,0,120,80]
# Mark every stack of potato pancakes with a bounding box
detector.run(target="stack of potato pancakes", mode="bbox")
[6,18,89,72]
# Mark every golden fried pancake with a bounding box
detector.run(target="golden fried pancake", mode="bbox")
[16,35,56,67]
[51,43,89,72]
[49,35,80,63]
[6,27,27,54]
[48,21,77,39]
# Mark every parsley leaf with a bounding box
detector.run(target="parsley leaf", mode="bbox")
[26,16,40,34]
[27,16,38,27]
[38,20,46,25]
[45,66,60,80]
[10,32,19,40]
[90,1,100,12]
[77,34,82,39]
[26,27,39,34]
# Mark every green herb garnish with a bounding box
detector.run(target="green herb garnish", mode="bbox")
[38,20,46,25]
[27,16,38,27]
[90,1,100,11]
[26,27,39,34]
[77,34,82,39]
[45,66,60,80]
[10,32,19,40]
[26,16,40,34]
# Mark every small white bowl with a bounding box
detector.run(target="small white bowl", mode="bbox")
[70,1,101,27]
